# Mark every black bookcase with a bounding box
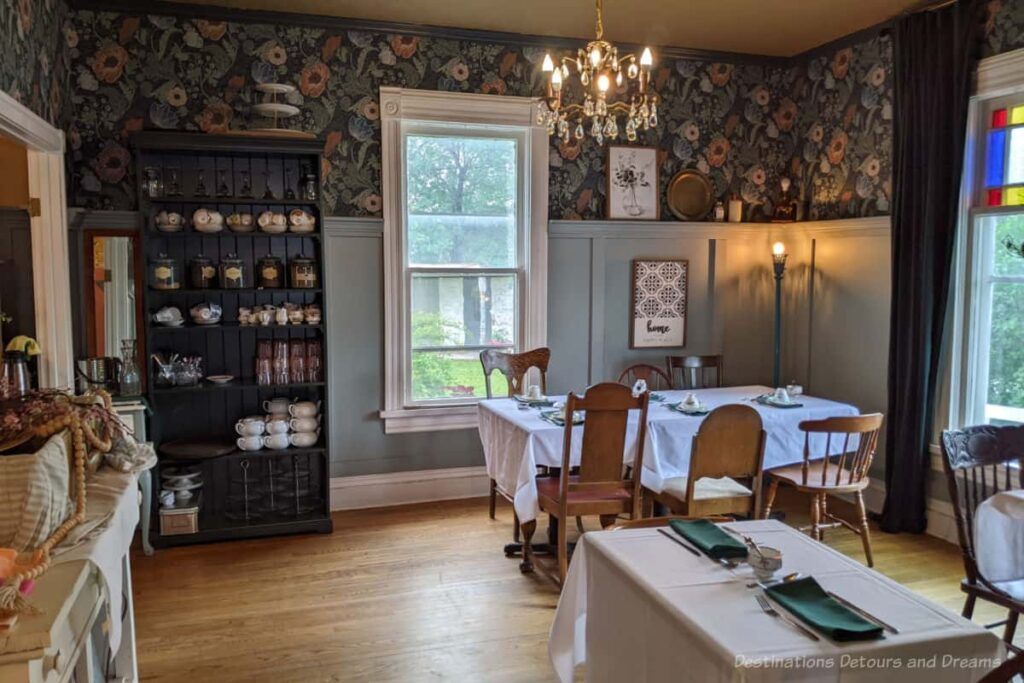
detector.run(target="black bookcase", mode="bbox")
[134,132,333,546]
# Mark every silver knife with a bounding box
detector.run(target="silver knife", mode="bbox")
[826,591,900,634]
[657,528,700,556]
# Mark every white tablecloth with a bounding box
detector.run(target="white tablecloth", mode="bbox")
[549,520,1004,683]
[479,385,859,524]
[975,489,1024,583]
[51,468,139,652]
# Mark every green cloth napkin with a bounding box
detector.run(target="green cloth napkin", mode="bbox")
[754,395,804,409]
[514,397,554,407]
[668,519,748,560]
[539,410,584,426]
[649,392,666,402]
[667,402,709,416]
[766,577,884,642]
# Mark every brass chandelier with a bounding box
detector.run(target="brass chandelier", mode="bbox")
[538,0,659,144]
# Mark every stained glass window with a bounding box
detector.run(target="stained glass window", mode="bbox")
[983,106,1024,206]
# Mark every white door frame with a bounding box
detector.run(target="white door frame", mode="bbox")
[0,90,73,389]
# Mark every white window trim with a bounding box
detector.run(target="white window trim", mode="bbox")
[379,87,549,434]
[948,47,1024,430]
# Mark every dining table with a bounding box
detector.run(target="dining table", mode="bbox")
[549,520,1005,683]
[478,385,860,527]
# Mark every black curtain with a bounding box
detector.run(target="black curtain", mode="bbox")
[881,0,981,533]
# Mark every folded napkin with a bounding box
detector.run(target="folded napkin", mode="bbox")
[539,410,584,427]
[668,519,748,560]
[766,577,884,642]
[754,395,804,409]
[667,403,709,416]
[514,396,554,407]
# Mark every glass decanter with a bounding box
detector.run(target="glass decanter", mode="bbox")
[119,338,142,396]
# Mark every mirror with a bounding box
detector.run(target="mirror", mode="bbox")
[82,231,145,394]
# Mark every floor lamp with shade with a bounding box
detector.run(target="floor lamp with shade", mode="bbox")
[772,241,787,388]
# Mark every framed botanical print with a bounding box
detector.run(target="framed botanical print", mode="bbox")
[630,259,688,348]
[607,145,660,220]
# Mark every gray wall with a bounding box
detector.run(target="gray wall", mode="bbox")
[325,218,789,478]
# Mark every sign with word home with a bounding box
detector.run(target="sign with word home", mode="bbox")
[630,259,688,348]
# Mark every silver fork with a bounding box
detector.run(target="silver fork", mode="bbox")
[755,594,820,641]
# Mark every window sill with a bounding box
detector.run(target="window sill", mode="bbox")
[380,404,480,434]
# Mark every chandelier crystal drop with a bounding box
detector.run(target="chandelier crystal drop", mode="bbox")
[537,0,659,144]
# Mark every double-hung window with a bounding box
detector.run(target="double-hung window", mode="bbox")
[380,88,548,433]
[954,94,1024,427]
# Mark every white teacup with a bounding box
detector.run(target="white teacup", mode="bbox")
[262,433,290,450]
[265,418,290,435]
[749,546,783,582]
[681,392,702,410]
[235,420,265,437]
[289,400,320,418]
[289,416,321,433]
[236,435,263,451]
[264,398,290,415]
[289,430,321,448]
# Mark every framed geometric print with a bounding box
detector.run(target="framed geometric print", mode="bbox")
[630,259,688,348]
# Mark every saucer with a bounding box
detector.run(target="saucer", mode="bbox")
[206,375,234,385]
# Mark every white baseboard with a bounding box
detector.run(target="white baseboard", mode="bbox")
[853,481,959,546]
[329,466,490,511]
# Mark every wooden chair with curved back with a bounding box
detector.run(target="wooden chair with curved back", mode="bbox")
[666,355,723,389]
[941,424,1024,650]
[646,404,766,520]
[617,364,672,391]
[524,382,650,583]
[480,347,552,531]
[480,347,550,400]
[763,413,884,567]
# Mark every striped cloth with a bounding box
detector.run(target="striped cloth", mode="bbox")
[0,432,73,552]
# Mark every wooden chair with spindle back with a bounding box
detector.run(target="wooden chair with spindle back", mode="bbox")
[480,347,550,400]
[980,654,1024,682]
[646,404,766,520]
[524,382,650,583]
[666,355,724,389]
[941,424,1024,650]
[617,364,672,391]
[480,347,552,534]
[762,414,883,567]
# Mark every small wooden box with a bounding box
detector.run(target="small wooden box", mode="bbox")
[159,501,199,536]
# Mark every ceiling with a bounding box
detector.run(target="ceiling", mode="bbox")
[162,0,920,57]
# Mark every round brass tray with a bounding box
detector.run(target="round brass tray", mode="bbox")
[666,169,714,221]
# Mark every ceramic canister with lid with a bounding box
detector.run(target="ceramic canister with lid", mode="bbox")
[290,256,319,289]
[189,254,217,289]
[219,253,248,289]
[257,255,284,289]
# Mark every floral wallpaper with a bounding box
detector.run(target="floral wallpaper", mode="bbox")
[0,0,69,127]
[983,0,1024,57]
[787,36,893,220]
[66,9,806,220]
[54,3,1024,221]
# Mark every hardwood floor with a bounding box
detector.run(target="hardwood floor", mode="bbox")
[130,490,1018,682]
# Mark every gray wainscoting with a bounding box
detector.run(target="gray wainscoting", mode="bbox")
[324,217,485,477]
